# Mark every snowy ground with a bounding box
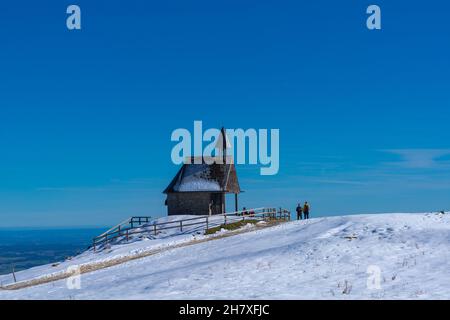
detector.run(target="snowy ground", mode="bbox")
[0,214,245,287]
[1,212,450,300]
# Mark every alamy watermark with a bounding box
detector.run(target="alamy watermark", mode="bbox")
[66,265,82,290]
[171,121,280,176]
[66,5,81,30]
[367,5,381,30]
[65,4,380,31]
[367,265,382,290]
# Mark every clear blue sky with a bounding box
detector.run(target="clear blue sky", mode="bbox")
[1,1,449,227]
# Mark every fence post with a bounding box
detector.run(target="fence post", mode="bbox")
[224,214,227,225]
[154,224,157,236]
[206,217,209,230]
[126,229,129,241]
[180,221,183,232]
[11,265,17,283]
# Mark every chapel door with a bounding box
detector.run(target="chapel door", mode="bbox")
[210,193,224,214]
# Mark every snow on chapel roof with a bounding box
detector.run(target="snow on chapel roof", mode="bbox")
[163,158,241,194]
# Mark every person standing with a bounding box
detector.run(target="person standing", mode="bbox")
[303,201,310,219]
[209,201,214,216]
[296,203,303,220]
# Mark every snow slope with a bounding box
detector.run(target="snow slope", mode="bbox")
[1,212,450,300]
[0,214,244,287]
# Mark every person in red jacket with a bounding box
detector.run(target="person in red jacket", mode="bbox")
[303,202,310,219]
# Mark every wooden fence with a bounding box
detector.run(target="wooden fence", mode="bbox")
[92,207,291,252]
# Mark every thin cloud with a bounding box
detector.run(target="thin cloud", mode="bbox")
[311,179,368,186]
[381,149,450,169]
[36,187,107,192]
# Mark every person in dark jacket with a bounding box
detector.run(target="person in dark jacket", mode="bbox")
[303,202,310,219]
[296,203,303,220]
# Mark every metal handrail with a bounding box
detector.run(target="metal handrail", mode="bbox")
[97,217,134,238]
[92,207,290,252]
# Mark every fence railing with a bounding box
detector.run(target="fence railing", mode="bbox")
[92,207,291,252]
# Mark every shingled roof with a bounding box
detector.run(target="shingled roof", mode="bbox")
[163,158,241,194]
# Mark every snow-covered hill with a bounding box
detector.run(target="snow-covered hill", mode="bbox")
[1,212,450,300]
